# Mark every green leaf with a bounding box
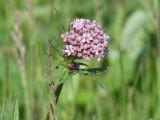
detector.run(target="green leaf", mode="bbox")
[120,10,148,56]
[79,67,108,75]
[12,98,19,120]
[0,98,19,120]
[68,70,78,76]
[77,62,89,68]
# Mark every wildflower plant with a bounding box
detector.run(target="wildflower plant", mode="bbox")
[61,18,110,75]
[62,19,109,61]
[46,18,110,119]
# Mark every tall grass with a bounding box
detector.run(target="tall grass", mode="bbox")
[0,0,159,119]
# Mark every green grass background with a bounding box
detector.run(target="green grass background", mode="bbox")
[0,0,160,119]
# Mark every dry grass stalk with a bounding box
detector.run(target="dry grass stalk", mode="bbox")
[11,10,26,87]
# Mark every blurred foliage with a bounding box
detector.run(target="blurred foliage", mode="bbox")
[0,0,159,120]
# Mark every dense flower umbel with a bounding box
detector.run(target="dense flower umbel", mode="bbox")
[61,18,109,61]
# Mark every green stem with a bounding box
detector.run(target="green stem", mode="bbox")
[119,50,127,120]
[152,0,160,56]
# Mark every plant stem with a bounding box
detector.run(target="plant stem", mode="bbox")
[46,44,64,120]
[155,0,160,56]
[46,83,64,120]
[119,50,127,120]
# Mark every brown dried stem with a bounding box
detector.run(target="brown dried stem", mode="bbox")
[11,10,26,87]
[46,44,64,120]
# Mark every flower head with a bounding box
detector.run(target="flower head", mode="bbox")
[61,18,109,61]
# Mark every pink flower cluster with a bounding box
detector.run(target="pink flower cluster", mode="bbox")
[61,18,109,61]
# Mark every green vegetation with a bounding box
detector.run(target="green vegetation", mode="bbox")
[0,0,159,119]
